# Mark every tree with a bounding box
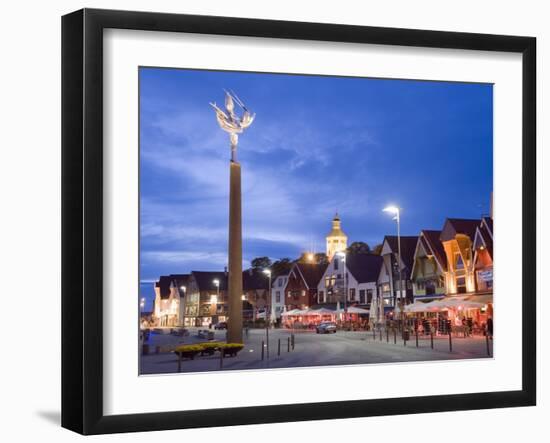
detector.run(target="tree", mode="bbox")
[314,252,329,265]
[372,243,383,255]
[271,258,293,278]
[346,241,371,255]
[297,252,316,263]
[296,252,328,265]
[250,256,272,269]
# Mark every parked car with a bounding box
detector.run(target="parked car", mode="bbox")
[316,321,337,334]
[214,321,228,330]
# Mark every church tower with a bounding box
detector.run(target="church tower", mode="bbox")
[326,213,348,261]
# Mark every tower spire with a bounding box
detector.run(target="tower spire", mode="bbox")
[326,213,348,260]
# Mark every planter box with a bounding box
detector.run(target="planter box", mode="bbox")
[175,350,200,360]
[222,348,243,358]
[200,348,217,356]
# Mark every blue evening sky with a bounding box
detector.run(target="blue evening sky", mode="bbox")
[139,68,493,309]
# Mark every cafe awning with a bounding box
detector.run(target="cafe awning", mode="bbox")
[335,306,370,314]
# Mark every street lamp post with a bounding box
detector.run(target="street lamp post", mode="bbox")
[263,269,272,357]
[383,205,406,336]
[180,285,186,327]
[139,297,145,328]
[213,279,220,325]
[336,251,347,325]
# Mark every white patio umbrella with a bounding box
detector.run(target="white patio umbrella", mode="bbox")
[335,306,369,314]
[436,299,485,310]
[281,309,301,316]
[369,294,379,326]
[336,301,343,321]
[347,306,370,314]
[312,308,337,315]
[404,302,430,313]
[298,309,321,316]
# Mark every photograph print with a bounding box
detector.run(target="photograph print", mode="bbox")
[138,67,494,375]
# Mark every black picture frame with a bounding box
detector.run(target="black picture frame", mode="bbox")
[61,8,536,435]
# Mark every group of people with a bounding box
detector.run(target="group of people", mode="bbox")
[408,315,494,338]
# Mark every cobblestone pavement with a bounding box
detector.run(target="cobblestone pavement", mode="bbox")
[140,327,493,375]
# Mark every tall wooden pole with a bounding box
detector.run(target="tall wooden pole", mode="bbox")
[227,161,243,343]
[211,91,254,345]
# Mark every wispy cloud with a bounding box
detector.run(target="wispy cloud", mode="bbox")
[139,68,493,280]
[142,250,228,266]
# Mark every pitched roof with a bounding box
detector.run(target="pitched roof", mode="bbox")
[482,216,493,234]
[345,254,383,283]
[242,269,269,291]
[185,269,271,292]
[383,235,419,271]
[155,275,173,299]
[191,271,228,291]
[475,221,493,258]
[169,274,191,297]
[295,263,328,289]
[420,230,447,270]
[440,218,481,242]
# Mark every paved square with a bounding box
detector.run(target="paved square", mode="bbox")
[140,327,493,375]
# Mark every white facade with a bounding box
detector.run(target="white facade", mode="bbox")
[271,274,288,319]
[153,281,182,327]
[376,257,395,310]
[317,256,377,305]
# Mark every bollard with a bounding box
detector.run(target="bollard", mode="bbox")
[261,340,265,360]
[219,347,224,369]
[448,331,452,352]
[430,331,434,349]
[278,338,281,356]
[287,337,290,352]
[178,353,182,372]
[291,334,295,351]
[486,332,491,356]
[415,329,419,347]
[379,329,382,341]
[386,328,389,343]
[393,328,397,344]
[266,328,270,359]
[373,328,376,339]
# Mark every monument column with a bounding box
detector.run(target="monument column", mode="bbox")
[227,160,243,343]
[210,91,255,345]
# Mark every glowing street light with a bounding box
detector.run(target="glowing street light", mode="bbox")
[383,205,400,217]
[383,205,406,336]
[263,269,272,320]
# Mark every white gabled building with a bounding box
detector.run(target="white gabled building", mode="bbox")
[153,274,190,327]
[270,273,289,321]
[376,235,418,316]
[317,253,383,308]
